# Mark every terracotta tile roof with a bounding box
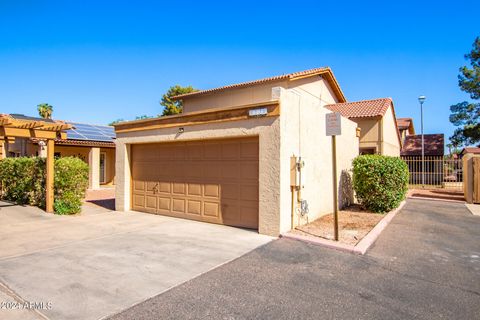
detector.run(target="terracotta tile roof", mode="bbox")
[172,67,346,102]
[324,98,392,118]
[31,138,115,148]
[400,134,444,156]
[397,117,413,129]
[461,147,480,155]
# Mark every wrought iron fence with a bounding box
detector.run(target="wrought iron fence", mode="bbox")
[401,156,463,190]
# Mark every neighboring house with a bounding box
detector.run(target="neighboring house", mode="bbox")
[2,114,115,189]
[114,67,360,236]
[460,147,480,158]
[400,134,445,185]
[396,117,415,143]
[325,98,402,156]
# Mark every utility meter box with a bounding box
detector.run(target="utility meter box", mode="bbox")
[290,156,306,188]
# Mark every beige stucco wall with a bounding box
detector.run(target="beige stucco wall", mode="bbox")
[353,118,380,153]
[350,106,400,156]
[182,80,287,113]
[182,77,340,114]
[463,154,480,203]
[381,106,401,156]
[279,88,358,232]
[287,76,340,105]
[115,116,282,236]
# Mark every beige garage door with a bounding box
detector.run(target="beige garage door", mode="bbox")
[131,137,259,229]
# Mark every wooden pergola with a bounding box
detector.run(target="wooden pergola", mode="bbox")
[0,114,72,212]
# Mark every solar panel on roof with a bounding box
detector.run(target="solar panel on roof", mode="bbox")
[66,122,115,142]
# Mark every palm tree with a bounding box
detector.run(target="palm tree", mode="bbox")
[37,103,53,119]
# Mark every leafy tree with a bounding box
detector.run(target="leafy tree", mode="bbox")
[108,119,124,126]
[135,115,152,120]
[108,115,152,126]
[449,37,480,146]
[37,103,53,119]
[160,85,198,116]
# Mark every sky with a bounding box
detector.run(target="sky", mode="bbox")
[0,0,479,145]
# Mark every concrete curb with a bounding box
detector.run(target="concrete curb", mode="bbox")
[281,200,407,255]
[407,196,465,204]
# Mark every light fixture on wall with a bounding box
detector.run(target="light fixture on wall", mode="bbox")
[38,140,46,150]
[178,127,185,133]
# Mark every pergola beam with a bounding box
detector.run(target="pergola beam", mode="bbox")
[0,127,68,139]
[0,117,72,213]
[15,121,44,129]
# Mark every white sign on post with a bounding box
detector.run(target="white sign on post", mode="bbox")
[326,112,342,136]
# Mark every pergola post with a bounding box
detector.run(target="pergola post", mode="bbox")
[0,138,5,160]
[88,147,100,190]
[46,139,55,213]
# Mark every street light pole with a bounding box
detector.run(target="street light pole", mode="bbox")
[418,96,426,188]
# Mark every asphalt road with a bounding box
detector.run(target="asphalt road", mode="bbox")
[110,199,480,320]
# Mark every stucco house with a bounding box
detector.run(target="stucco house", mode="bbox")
[113,67,360,236]
[0,113,115,189]
[397,117,415,143]
[325,98,402,156]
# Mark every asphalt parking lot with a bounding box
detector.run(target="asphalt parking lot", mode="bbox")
[111,199,480,320]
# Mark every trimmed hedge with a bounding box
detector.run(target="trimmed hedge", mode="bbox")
[352,155,409,213]
[0,156,88,214]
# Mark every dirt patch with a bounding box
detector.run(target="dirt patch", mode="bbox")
[291,205,384,246]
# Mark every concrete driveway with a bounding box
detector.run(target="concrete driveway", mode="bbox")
[0,201,272,320]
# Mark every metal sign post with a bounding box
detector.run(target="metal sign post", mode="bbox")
[326,112,342,241]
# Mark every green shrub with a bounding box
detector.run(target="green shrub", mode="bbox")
[352,155,409,213]
[54,191,83,215]
[54,157,89,214]
[0,156,88,214]
[0,157,44,205]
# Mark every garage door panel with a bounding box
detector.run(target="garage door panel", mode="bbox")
[221,163,239,179]
[172,198,186,213]
[240,205,258,228]
[204,184,220,198]
[204,163,221,179]
[187,200,202,215]
[187,183,202,196]
[133,194,145,208]
[145,196,157,211]
[204,201,220,217]
[146,182,158,193]
[172,183,186,195]
[186,162,204,179]
[158,182,171,193]
[221,184,239,200]
[221,142,240,159]
[173,145,186,160]
[158,197,171,210]
[203,142,221,159]
[131,138,258,229]
[221,201,240,222]
[240,184,259,201]
[187,143,203,159]
[241,162,258,180]
[133,180,145,192]
[241,141,259,159]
